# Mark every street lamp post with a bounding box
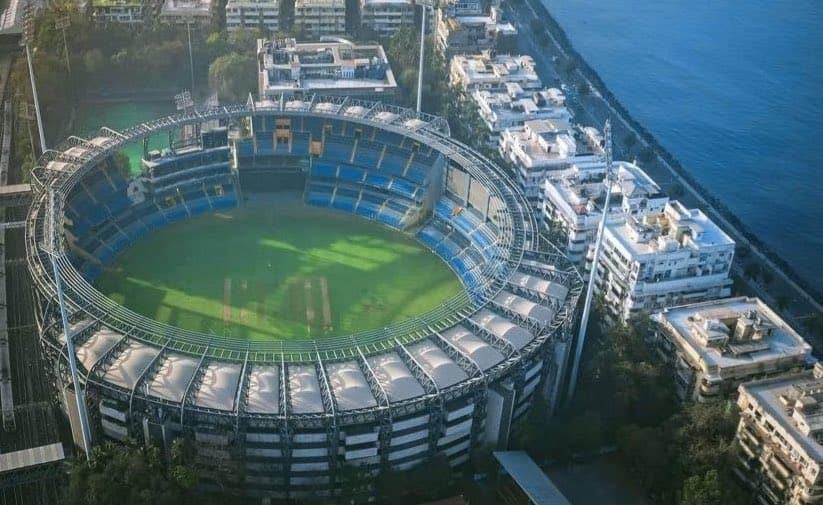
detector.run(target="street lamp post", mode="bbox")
[186,20,195,95]
[56,15,71,74]
[567,119,612,400]
[416,2,429,113]
[22,3,46,153]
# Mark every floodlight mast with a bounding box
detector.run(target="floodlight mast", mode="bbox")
[416,2,428,113]
[567,119,613,400]
[56,16,71,74]
[23,3,46,153]
[46,190,92,459]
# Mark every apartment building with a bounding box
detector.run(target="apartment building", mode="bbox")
[294,0,346,37]
[542,160,667,270]
[160,0,213,25]
[595,200,735,322]
[736,365,823,504]
[360,0,415,35]
[472,84,570,148]
[91,0,143,24]
[435,6,516,58]
[225,0,279,31]
[499,119,602,209]
[449,52,541,92]
[654,297,815,401]
[257,38,397,100]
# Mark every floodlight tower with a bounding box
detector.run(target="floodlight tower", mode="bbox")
[46,191,93,459]
[416,1,431,113]
[22,2,46,153]
[186,19,195,95]
[56,15,71,74]
[567,119,613,399]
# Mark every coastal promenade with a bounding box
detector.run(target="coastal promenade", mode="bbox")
[505,0,822,334]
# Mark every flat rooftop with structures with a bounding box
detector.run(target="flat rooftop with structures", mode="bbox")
[449,52,541,91]
[543,160,668,268]
[257,38,397,100]
[655,296,815,400]
[736,365,823,504]
[160,0,212,23]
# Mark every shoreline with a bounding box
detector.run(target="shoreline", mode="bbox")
[518,0,822,311]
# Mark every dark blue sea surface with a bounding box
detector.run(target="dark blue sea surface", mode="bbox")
[544,0,823,288]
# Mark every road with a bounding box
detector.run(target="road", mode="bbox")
[504,0,823,331]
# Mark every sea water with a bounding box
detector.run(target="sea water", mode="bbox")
[544,0,823,288]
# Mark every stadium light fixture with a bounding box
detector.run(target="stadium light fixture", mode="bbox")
[175,89,194,111]
[416,1,432,113]
[44,190,93,459]
[186,20,195,95]
[567,119,612,400]
[55,15,71,74]
[22,2,46,153]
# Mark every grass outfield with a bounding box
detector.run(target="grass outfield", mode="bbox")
[94,204,463,341]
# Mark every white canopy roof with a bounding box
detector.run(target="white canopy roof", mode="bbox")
[510,271,569,301]
[473,309,533,350]
[327,361,377,411]
[194,362,242,411]
[494,291,554,325]
[440,325,504,371]
[289,365,325,414]
[149,354,200,403]
[76,327,123,372]
[246,365,280,414]
[103,342,160,390]
[367,352,425,403]
[408,340,468,389]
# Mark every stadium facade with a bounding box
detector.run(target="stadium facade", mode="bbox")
[25,97,582,501]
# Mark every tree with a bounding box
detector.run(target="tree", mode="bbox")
[623,132,637,150]
[208,53,258,102]
[680,470,722,505]
[529,19,546,33]
[638,146,656,163]
[66,442,195,505]
[743,262,762,280]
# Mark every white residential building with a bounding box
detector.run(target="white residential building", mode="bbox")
[499,119,602,209]
[435,6,517,58]
[654,297,815,401]
[542,160,668,270]
[440,0,483,16]
[257,38,397,100]
[91,0,142,25]
[360,0,415,35]
[225,0,279,32]
[160,0,213,24]
[595,200,735,322]
[472,84,570,147]
[735,366,823,504]
[294,0,346,38]
[449,53,541,92]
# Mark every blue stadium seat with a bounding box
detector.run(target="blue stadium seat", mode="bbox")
[338,165,364,183]
[377,210,402,228]
[311,162,338,178]
[307,192,332,207]
[354,140,382,166]
[188,197,212,214]
[333,197,356,213]
[291,132,310,155]
[405,163,428,185]
[364,173,391,190]
[356,201,379,220]
[390,179,419,200]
